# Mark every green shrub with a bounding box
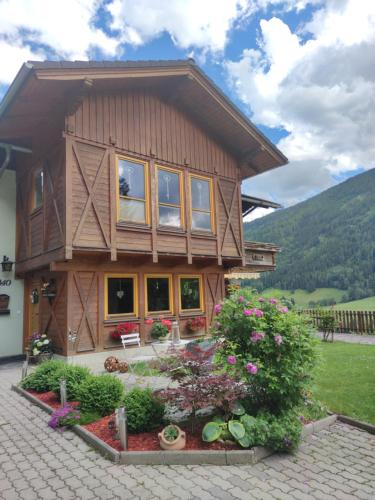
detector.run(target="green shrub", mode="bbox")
[50,365,91,401]
[262,411,302,451]
[123,387,165,433]
[76,375,124,416]
[21,360,66,392]
[213,288,318,413]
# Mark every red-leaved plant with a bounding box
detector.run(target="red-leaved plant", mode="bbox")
[110,322,138,340]
[156,343,247,431]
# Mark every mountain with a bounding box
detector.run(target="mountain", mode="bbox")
[243,168,375,301]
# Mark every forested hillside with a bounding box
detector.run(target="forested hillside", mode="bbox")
[244,168,375,301]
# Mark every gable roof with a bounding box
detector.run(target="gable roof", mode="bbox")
[0,59,287,179]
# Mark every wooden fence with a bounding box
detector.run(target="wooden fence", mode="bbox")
[300,309,375,335]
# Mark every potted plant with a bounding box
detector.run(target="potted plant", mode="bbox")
[28,333,53,363]
[158,424,186,450]
[110,322,138,341]
[186,316,205,333]
[150,319,171,342]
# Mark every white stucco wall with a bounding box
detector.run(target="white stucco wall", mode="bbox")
[0,169,24,358]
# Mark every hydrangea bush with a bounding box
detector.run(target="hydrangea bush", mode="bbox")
[213,288,318,414]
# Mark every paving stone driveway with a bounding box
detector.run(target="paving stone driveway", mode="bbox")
[0,363,374,500]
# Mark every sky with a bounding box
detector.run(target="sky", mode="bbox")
[1,0,374,221]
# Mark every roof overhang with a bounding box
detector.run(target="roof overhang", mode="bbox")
[0,60,288,179]
[241,194,282,217]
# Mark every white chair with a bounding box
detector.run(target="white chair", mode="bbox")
[121,333,141,349]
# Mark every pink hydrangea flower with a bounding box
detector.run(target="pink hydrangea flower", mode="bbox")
[251,331,265,342]
[274,335,283,345]
[255,309,264,317]
[227,355,237,365]
[278,307,289,313]
[269,298,278,305]
[214,304,222,314]
[244,309,253,316]
[238,296,245,303]
[246,362,258,375]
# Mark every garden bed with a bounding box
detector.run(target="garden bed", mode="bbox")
[12,385,337,465]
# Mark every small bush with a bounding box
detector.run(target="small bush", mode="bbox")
[76,375,124,416]
[21,360,66,392]
[123,387,165,433]
[50,365,91,401]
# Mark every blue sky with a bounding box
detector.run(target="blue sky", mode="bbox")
[0,0,374,218]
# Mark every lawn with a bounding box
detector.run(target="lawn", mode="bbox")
[313,341,375,425]
[329,296,375,311]
[262,288,346,308]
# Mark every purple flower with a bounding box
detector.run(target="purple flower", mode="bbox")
[269,298,278,305]
[238,296,245,303]
[278,306,289,313]
[299,415,306,423]
[227,355,237,365]
[274,335,283,345]
[246,362,258,375]
[244,308,263,317]
[250,331,265,343]
[214,304,222,315]
[258,297,265,302]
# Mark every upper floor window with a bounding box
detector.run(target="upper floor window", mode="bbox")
[157,165,183,228]
[33,169,43,210]
[190,174,214,232]
[117,156,149,224]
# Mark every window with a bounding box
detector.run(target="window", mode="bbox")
[117,156,149,224]
[33,169,43,210]
[145,274,173,314]
[190,174,214,232]
[157,165,183,228]
[105,274,138,318]
[179,275,204,312]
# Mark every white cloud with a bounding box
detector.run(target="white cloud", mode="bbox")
[244,206,276,222]
[227,0,375,206]
[107,0,253,53]
[0,0,119,84]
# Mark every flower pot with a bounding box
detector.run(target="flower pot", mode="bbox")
[158,425,186,451]
[36,352,53,364]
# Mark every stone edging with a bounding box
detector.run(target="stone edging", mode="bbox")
[337,415,375,435]
[11,385,120,462]
[12,384,338,465]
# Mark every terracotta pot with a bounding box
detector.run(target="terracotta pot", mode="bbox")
[158,425,186,451]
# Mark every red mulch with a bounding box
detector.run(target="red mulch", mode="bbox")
[28,390,238,452]
[84,417,237,452]
[27,390,79,410]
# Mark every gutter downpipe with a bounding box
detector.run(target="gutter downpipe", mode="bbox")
[0,142,32,180]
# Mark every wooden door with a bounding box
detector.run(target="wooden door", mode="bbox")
[27,277,41,347]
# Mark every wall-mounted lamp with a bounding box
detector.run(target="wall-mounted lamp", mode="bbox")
[1,256,14,272]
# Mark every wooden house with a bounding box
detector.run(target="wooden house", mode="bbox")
[0,60,287,357]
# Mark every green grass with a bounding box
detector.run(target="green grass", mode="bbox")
[328,296,375,311]
[313,342,375,425]
[262,288,346,308]
[128,360,160,377]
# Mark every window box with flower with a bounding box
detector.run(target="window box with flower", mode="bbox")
[110,322,139,342]
[185,316,205,334]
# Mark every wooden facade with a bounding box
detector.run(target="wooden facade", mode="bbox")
[0,60,287,357]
